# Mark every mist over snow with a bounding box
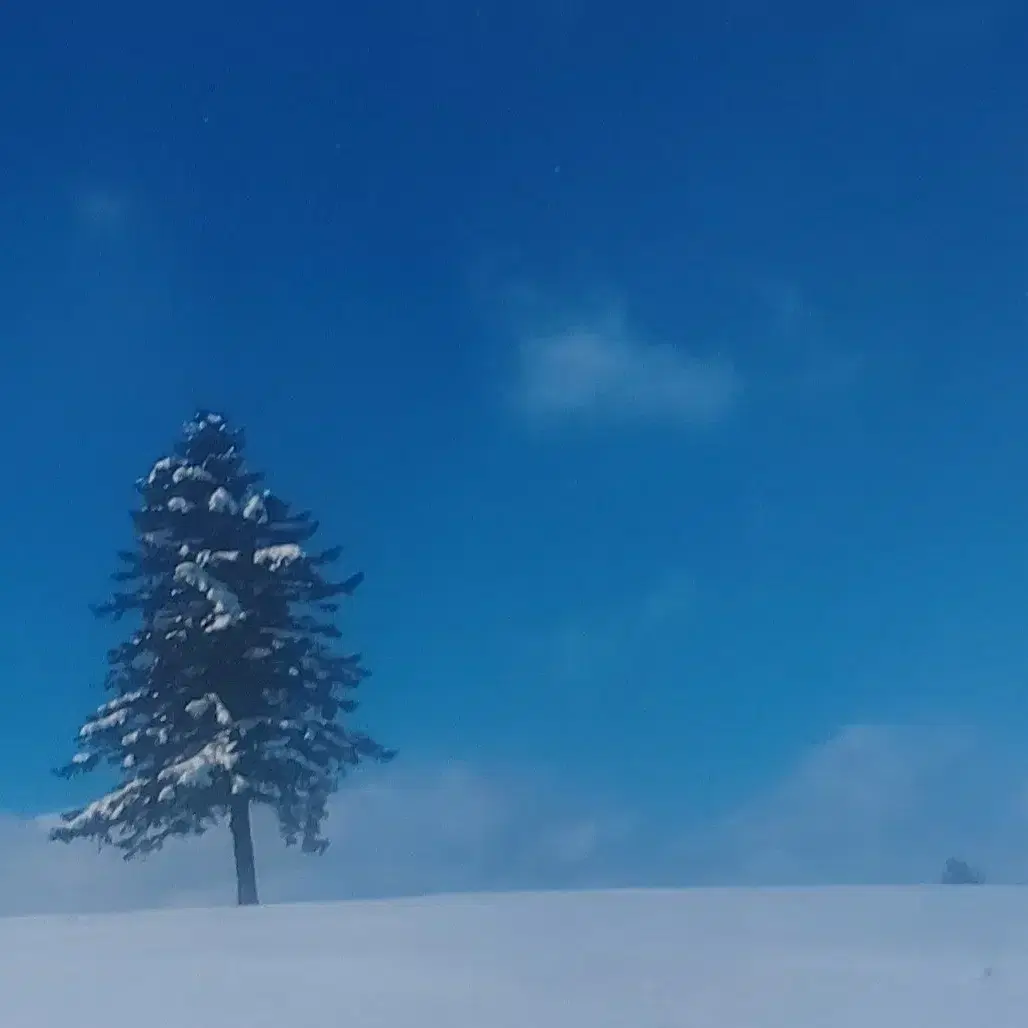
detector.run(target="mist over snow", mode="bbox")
[4,724,1028,916]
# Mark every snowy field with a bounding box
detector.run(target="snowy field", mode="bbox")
[5,886,1028,1027]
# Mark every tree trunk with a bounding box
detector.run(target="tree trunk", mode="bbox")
[229,797,260,906]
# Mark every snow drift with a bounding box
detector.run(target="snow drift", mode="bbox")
[4,886,1028,1027]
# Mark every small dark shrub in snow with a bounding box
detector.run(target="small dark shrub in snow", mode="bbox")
[941,858,983,885]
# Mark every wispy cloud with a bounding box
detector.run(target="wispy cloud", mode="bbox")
[76,189,131,230]
[489,272,875,428]
[551,568,695,683]
[753,278,867,397]
[516,326,741,428]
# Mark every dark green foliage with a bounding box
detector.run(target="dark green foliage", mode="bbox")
[941,858,983,885]
[51,411,394,880]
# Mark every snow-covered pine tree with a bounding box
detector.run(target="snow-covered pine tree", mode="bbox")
[50,410,394,905]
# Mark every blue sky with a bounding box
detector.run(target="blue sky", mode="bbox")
[1,0,1027,901]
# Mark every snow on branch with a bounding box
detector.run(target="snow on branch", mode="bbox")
[79,708,130,738]
[208,487,238,514]
[174,561,244,632]
[172,464,215,484]
[96,689,147,716]
[58,777,146,834]
[145,456,179,485]
[157,737,240,799]
[185,692,234,726]
[254,544,304,572]
[243,493,269,524]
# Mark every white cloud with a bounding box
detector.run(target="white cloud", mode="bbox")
[8,724,1028,915]
[516,327,741,428]
[0,764,635,916]
[681,724,1028,886]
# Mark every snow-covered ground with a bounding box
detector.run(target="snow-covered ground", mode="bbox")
[5,886,1028,1026]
